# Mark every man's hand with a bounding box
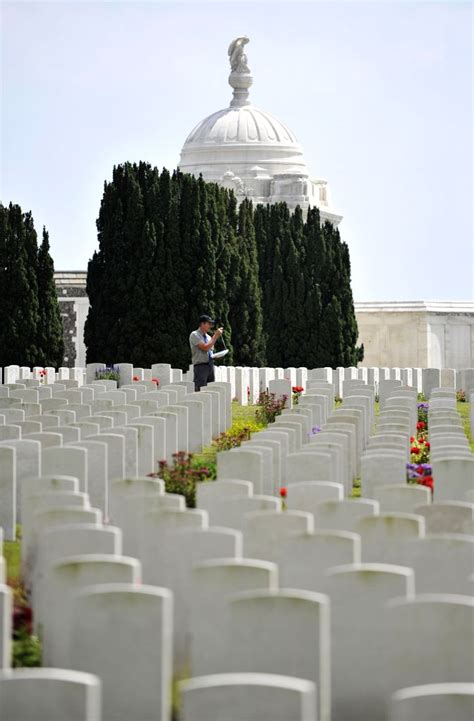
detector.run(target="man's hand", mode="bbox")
[214,327,224,337]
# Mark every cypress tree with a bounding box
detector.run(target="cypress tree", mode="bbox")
[318,295,345,367]
[111,163,147,362]
[162,170,204,368]
[300,206,322,368]
[86,163,149,364]
[85,170,128,363]
[211,186,234,364]
[229,198,265,366]
[0,203,40,367]
[338,234,364,365]
[36,227,64,367]
[263,203,289,367]
[285,206,307,366]
[85,165,362,372]
[312,219,363,368]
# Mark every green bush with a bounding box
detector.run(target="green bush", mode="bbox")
[13,628,41,668]
[9,579,41,668]
[213,419,265,452]
[148,452,215,508]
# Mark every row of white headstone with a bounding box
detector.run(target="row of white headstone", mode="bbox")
[0,368,472,720]
[2,362,474,402]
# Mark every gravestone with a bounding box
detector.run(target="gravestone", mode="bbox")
[70,584,173,721]
[180,673,316,721]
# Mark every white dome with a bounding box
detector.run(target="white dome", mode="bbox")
[179,105,310,181]
[184,106,299,146]
[177,36,342,225]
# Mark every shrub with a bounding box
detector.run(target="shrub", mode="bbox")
[8,579,41,668]
[255,391,287,425]
[213,419,265,451]
[213,426,253,451]
[148,452,215,508]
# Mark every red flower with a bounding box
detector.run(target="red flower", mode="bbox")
[151,378,160,385]
[133,376,140,381]
[419,476,434,491]
[410,446,419,454]
[410,436,415,443]
[425,441,430,449]
[417,421,426,430]
[292,386,304,393]
[279,487,287,498]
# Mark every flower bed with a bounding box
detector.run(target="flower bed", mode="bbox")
[407,404,433,494]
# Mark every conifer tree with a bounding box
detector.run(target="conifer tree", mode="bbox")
[210,186,235,364]
[85,169,128,362]
[36,227,64,367]
[285,206,307,366]
[262,203,289,367]
[0,203,40,367]
[338,235,363,365]
[229,198,265,366]
[318,295,345,367]
[85,166,362,371]
[300,206,322,368]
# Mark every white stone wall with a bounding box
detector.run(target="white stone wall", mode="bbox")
[74,297,90,368]
[355,302,474,369]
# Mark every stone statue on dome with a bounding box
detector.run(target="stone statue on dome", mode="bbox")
[228,36,250,73]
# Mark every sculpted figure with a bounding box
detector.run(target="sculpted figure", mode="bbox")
[228,36,250,73]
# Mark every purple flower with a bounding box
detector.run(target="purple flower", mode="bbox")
[309,426,322,436]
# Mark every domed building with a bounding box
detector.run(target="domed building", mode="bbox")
[179,36,342,225]
[52,37,474,371]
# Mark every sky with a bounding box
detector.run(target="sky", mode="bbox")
[1,0,472,302]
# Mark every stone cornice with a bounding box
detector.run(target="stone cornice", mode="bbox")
[355,300,474,314]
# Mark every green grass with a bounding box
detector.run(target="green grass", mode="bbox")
[457,401,473,452]
[231,401,262,425]
[4,539,21,582]
[192,401,263,468]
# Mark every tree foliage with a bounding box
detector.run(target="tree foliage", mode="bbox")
[36,228,64,367]
[85,163,362,370]
[0,203,63,368]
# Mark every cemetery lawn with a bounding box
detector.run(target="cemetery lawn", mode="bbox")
[458,401,473,451]
[4,537,20,581]
[192,401,265,469]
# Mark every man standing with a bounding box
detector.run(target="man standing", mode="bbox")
[189,315,224,391]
